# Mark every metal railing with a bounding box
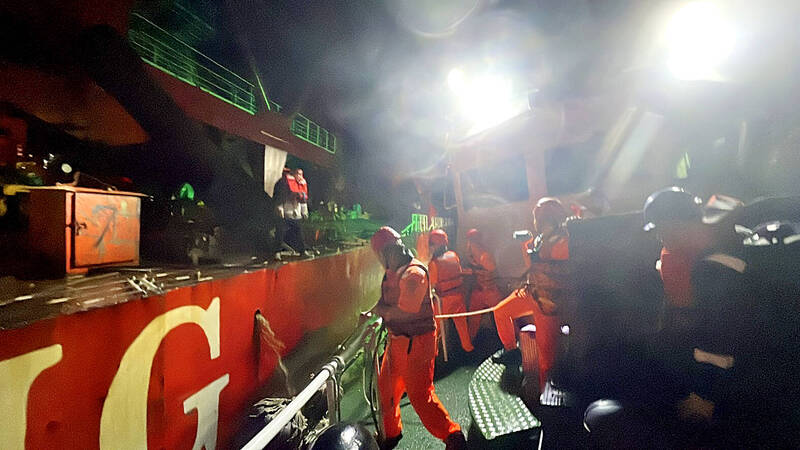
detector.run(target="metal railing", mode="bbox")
[241,314,383,450]
[291,114,337,154]
[171,1,214,44]
[266,99,283,113]
[128,11,340,153]
[128,13,258,115]
[400,213,454,236]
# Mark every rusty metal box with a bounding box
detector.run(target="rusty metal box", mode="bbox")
[28,187,145,274]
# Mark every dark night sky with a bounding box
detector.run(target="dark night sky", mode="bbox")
[208,0,654,219]
[191,0,800,215]
[221,0,639,168]
[3,0,799,224]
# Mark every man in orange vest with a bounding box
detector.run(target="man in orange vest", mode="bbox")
[492,198,568,389]
[644,187,710,332]
[463,228,503,340]
[428,229,474,352]
[370,227,466,450]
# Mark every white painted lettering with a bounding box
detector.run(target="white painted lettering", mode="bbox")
[183,374,230,450]
[99,298,221,449]
[0,345,63,450]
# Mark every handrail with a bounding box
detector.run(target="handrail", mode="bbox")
[131,13,253,86]
[128,12,258,115]
[241,315,383,450]
[128,10,340,151]
[291,114,337,154]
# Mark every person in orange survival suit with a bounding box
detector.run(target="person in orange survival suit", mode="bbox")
[645,188,708,332]
[369,227,466,450]
[463,228,503,340]
[428,229,474,352]
[492,197,569,389]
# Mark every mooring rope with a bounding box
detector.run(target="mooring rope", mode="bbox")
[434,305,498,319]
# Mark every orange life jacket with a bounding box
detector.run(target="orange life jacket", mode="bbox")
[659,246,699,308]
[524,233,571,315]
[286,175,309,203]
[379,259,436,336]
[431,250,464,295]
[468,249,497,290]
[525,232,569,263]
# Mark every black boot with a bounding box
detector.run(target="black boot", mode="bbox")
[491,348,522,366]
[444,430,467,450]
[378,433,402,450]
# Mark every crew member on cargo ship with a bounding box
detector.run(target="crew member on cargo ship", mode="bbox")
[369,227,466,450]
[492,197,569,389]
[275,167,311,257]
[428,229,474,352]
[463,228,503,340]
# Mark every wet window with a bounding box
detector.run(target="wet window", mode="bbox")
[545,133,604,196]
[546,146,588,196]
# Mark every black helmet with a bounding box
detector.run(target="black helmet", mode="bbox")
[643,187,703,232]
[308,423,379,450]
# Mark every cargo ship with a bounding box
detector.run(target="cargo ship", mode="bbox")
[0,1,387,448]
[3,1,800,449]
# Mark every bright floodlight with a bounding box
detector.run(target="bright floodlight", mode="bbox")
[447,68,466,93]
[447,68,521,134]
[465,75,514,130]
[665,2,735,80]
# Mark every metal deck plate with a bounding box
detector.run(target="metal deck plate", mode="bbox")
[469,351,541,440]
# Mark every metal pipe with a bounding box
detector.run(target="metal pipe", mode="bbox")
[325,373,339,423]
[240,315,382,450]
[434,293,449,361]
[370,335,385,440]
[241,366,334,450]
[323,356,344,423]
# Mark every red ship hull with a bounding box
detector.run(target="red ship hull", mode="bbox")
[0,248,382,449]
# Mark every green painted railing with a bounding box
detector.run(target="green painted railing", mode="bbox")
[171,1,214,45]
[128,11,338,153]
[128,13,257,114]
[400,213,453,236]
[291,114,337,154]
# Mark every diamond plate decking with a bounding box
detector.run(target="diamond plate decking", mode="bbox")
[469,351,541,440]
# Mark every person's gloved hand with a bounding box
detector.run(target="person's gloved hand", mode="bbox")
[677,392,714,422]
[533,291,558,315]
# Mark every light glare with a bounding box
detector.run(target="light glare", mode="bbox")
[447,68,523,135]
[665,2,735,80]
[447,68,466,93]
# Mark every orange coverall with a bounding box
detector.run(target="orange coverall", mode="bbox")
[493,235,568,388]
[429,250,474,352]
[466,246,503,339]
[658,246,701,308]
[378,260,461,441]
